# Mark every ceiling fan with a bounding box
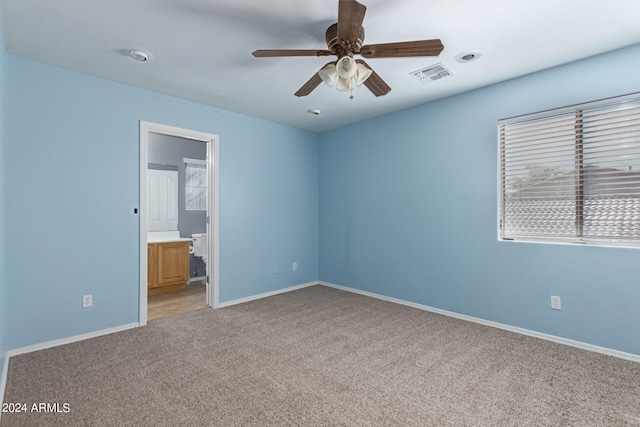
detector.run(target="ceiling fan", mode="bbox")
[252,0,444,97]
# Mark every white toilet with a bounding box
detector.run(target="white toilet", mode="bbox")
[191,233,208,272]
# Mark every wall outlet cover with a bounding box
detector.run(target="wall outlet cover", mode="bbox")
[83,294,93,308]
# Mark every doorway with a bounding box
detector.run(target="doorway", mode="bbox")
[139,121,220,325]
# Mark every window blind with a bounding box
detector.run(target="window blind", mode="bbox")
[499,93,640,246]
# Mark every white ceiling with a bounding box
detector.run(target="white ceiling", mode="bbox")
[2,0,640,133]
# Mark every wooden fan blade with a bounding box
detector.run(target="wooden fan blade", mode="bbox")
[337,0,367,43]
[360,39,444,58]
[356,59,390,97]
[294,62,335,96]
[294,73,323,97]
[252,49,333,57]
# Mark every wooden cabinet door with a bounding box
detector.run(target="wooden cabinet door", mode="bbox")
[148,244,158,288]
[157,241,189,286]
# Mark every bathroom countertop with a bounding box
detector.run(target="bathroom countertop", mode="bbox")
[147,231,192,244]
[147,237,193,244]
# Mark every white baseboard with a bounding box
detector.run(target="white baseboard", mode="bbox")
[319,281,640,363]
[6,323,140,358]
[217,281,318,308]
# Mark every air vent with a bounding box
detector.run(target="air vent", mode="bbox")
[411,63,452,83]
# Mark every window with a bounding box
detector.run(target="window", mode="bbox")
[184,158,207,212]
[499,93,640,246]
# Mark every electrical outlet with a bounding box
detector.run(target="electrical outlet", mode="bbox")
[292,262,297,271]
[82,294,93,308]
[550,295,561,310]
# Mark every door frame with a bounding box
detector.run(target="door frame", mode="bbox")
[139,121,220,326]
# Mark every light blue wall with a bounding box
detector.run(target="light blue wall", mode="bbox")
[319,44,640,356]
[0,7,8,368]
[6,56,319,349]
[3,38,639,357]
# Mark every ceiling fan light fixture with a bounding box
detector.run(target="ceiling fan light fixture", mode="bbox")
[336,56,357,79]
[354,63,373,86]
[336,76,353,91]
[319,63,338,87]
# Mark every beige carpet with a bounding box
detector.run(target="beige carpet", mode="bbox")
[2,285,640,426]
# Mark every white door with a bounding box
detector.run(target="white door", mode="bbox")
[148,169,178,232]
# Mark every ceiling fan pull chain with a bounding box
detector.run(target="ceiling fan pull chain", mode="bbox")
[350,86,354,100]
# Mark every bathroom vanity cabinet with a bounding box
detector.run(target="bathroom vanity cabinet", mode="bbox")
[147,241,190,295]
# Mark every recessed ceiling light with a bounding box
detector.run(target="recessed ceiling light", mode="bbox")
[129,49,151,62]
[455,51,481,63]
[309,108,323,116]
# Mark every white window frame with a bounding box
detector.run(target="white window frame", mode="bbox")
[498,93,640,248]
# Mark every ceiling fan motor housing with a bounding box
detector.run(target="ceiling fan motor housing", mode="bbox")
[325,23,365,57]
